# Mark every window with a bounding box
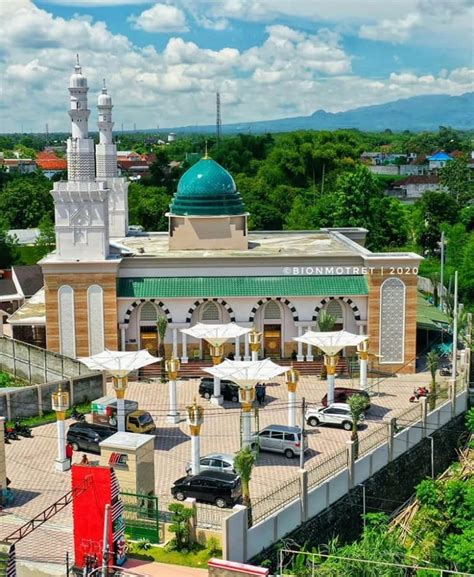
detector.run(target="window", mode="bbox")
[380,278,406,363]
[325,300,343,319]
[284,433,296,441]
[129,417,139,426]
[264,301,281,320]
[259,430,271,438]
[201,302,220,321]
[271,431,284,440]
[88,285,104,355]
[58,285,75,358]
[140,302,158,322]
[201,459,212,466]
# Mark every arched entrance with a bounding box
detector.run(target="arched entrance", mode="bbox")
[249,298,299,359]
[189,300,232,359]
[138,302,166,354]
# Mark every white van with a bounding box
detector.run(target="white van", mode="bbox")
[251,425,308,459]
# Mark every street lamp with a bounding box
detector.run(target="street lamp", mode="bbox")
[238,387,256,449]
[112,372,128,433]
[357,339,369,390]
[186,399,204,475]
[166,357,181,424]
[51,383,70,471]
[248,329,262,362]
[286,367,300,427]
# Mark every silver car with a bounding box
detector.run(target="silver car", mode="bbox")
[305,403,364,431]
[251,425,308,459]
[186,453,235,475]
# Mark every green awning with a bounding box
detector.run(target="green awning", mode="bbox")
[117,275,368,299]
[417,294,450,331]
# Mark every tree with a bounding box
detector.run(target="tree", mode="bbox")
[317,311,336,379]
[0,174,53,228]
[415,190,459,255]
[156,316,168,383]
[167,503,194,551]
[35,214,56,258]
[426,350,439,411]
[439,156,474,204]
[128,183,171,231]
[234,446,256,524]
[347,394,367,459]
[0,218,19,268]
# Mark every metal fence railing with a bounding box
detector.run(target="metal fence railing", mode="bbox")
[306,448,347,490]
[251,474,301,526]
[357,425,387,458]
[395,403,422,431]
[195,503,234,530]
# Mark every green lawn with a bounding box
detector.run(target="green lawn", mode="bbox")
[8,401,91,428]
[128,543,221,569]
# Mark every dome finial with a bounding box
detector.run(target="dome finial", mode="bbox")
[75,53,81,73]
[102,78,107,93]
[203,140,210,160]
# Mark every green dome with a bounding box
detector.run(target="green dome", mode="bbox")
[170,157,246,216]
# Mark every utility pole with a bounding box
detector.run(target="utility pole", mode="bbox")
[101,504,110,577]
[452,271,458,394]
[439,231,445,311]
[300,397,306,470]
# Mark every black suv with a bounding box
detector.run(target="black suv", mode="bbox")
[67,422,115,454]
[199,378,240,402]
[171,470,242,508]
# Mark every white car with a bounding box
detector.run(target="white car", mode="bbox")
[185,453,235,475]
[305,403,364,431]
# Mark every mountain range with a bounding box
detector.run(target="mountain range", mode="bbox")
[162,92,473,134]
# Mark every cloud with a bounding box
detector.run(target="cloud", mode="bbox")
[0,1,472,132]
[39,0,153,4]
[359,13,421,43]
[128,3,189,33]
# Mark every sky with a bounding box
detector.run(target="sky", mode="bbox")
[1,0,473,133]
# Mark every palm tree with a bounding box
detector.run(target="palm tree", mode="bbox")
[318,310,336,379]
[156,315,168,383]
[234,446,256,525]
[347,394,367,460]
[426,349,439,411]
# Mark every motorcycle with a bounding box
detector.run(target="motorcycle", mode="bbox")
[14,418,32,438]
[4,423,19,441]
[71,405,86,422]
[409,386,430,403]
[439,364,458,377]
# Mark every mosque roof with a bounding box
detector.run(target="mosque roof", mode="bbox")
[169,157,246,216]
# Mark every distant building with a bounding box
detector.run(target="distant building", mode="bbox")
[36,151,67,179]
[0,265,43,315]
[167,133,177,143]
[427,151,453,171]
[0,156,36,174]
[388,175,441,201]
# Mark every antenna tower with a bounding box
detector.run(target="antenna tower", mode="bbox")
[216,91,222,144]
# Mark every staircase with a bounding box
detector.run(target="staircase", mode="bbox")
[139,358,349,380]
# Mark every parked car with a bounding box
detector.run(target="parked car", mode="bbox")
[321,388,370,409]
[305,403,364,430]
[171,470,242,508]
[66,422,115,454]
[199,378,240,402]
[251,425,308,459]
[185,453,235,475]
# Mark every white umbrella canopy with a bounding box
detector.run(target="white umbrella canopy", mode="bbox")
[294,330,368,356]
[202,358,290,388]
[180,322,251,346]
[78,349,161,377]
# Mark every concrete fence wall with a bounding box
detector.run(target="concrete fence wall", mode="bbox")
[223,384,469,563]
[0,336,91,384]
[0,373,104,420]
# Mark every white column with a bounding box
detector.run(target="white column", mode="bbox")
[306,325,313,361]
[172,327,178,358]
[120,325,126,352]
[55,418,69,471]
[251,350,258,362]
[117,397,126,432]
[191,434,200,475]
[297,326,304,361]
[327,373,335,406]
[167,379,180,423]
[181,331,188,364]
[288,390,296,427]
[242,411,253,449]
[244,333,250,361]
[234,335,241,361]
[360,358,368,390]
[211,376,223,405]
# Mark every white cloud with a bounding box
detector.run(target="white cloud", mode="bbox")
[359,13,421,43]
[128,3,189,33]
[39,0,153,4]
[0,1,472,133]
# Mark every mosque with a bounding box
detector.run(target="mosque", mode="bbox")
[11,62,424,374]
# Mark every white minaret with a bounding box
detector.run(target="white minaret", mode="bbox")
[96,80,129,238]
[50,58,110,261]
[67,56,95,181]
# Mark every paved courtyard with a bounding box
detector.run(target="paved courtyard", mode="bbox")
[1,370,436,567]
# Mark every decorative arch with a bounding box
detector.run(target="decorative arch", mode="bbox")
[313,296,361,322]
[379,277,406,364]
[248,297,299,323]
[185,298,235,323]
[123,299,172,324]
